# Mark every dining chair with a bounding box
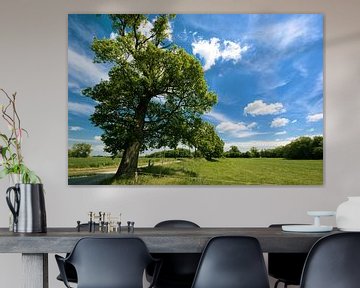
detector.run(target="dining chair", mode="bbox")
[147,220,201,288]
[55,237,161,288]
[191,236,270,288]
[268,224,308,288]
[300,232,360,288]
[56,223,99,284]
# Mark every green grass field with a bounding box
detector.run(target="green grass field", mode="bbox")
[68,157,323,185]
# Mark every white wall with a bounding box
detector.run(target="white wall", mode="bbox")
[1,0,360,287]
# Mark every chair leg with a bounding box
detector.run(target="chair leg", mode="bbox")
[274,280,289,288]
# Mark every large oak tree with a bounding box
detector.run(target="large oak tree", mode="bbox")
[84,14,219,178]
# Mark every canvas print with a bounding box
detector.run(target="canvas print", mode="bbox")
[68,14,323,185]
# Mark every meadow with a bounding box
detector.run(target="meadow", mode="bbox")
[68,157,323,185]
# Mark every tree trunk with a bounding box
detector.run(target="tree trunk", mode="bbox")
[115,140,141,178]
[115,98,149,178]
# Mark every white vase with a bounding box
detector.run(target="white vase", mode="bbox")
[9,173,22,185]
[336,197,360,231]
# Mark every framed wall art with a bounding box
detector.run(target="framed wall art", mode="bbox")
[68,14,323,185]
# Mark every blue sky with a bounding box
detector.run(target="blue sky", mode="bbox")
[68,14,323,155]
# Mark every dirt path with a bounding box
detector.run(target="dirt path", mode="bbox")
[68,159,182,185]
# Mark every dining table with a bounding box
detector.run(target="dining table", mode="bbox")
[0,226,339,288]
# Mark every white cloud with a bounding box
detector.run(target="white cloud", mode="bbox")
[222,40,249,61]
[68,102,95,116]
[151,95,166,104]
[68,48,108,86]
[263,16,320,50]
[305,72,324,107]
[293,61,308,77]
[271,117,290,128]
[138,20,154,38]
[68,81,82,94]
[94,135,102,141]
[192,37,249,70]
[291,119,298,123]
[244,100,285,116]
[268,79,290,90]
[68,138,109,155]
[69,126,83,131]
[307,113,323,122]
[224,139,292,152]
[110,32,118,40]
[138,18,173,41]
[204,111,230,123]
[69,138,100,144]
[247,122,257,129]
[216,121,258,139]
[192,38,221,71]
[206,111,259,139]
[217,121,250,132]
[275,131,287,135]
[165,21,173,41]
[92,144,108,156]
[68,17,98,44]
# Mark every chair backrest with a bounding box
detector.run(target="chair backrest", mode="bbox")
[300,232,360,288]
[67,237,154,288]
[191,236,270,288]
[268,224,308,285]
[151,220,201,286]
[155,220,200,228]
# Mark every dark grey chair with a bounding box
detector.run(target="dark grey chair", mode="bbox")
[56,223,99,284]
[55,237,160,288]
[300,232,360,288]
[191,236,270,288]
[147,220,201,288]
[268,224,308,288]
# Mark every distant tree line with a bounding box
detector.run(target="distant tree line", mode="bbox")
[224,136,323,160]
[68,143,92,158]
[147,148,193,159]
[146,136,323,160]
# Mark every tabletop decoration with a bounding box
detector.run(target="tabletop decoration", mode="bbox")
[282,211,335,233]
[336,197,360,231]
[0,88,40,183]
[0,88,46,233]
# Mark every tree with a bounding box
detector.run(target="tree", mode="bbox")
[250,147,260,158]
[84,14,218,178]
[225,146,241,158]
[189,122,224,161]
[283,136,323,160]
[69,143,92,158]
[312,136,323,159]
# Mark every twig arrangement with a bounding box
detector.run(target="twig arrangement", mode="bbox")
[0,88,40,183]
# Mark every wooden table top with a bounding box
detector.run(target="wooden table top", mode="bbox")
[0,227,340,253]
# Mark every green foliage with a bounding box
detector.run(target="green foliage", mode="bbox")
[147,148,192,158]
[102,158,323,185]
[223,136,323,160]
[224,146,241,158]
[83,14,218,176]
[0,89,41,183]
[259,146,284,158]
[68,143,92,158]
[188,122,224,160]
[312,147,323,160]
[68,156,120,169]
[250,147,260,158]
[283,136,323,160]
